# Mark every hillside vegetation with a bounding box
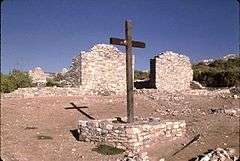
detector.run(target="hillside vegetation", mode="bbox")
[193,57,240,87]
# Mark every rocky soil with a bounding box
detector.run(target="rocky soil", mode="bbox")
[1,90,239,161]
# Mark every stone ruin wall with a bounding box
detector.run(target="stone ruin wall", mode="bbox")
[2,87,87,98]
[64,44,134,93]
[150,51,193,91]
[2,86,231,99]
[3,48,197,98]
[78,117,186,153]
[29,67,47,85]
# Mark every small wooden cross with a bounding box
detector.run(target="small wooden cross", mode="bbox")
[110,20,145,123]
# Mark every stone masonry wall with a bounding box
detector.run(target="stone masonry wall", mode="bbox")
[64,44,134,93]
[2,87,87,98]
[2,87,231,99]
[78,117,186,153]
[29,67,47,85]
[150,51,193,91]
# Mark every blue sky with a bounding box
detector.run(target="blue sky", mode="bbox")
[1,0,239,73]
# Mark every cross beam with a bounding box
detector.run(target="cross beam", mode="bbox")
[110,20,145,123]
[110,38,145,48]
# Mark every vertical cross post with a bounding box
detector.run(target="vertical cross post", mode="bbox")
[110,20,145,123]
[125,20,134,123]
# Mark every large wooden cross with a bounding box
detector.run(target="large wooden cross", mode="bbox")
[110,20,145,123]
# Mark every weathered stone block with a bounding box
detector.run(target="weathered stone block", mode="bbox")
[77,117,186,153]
[150,51,193,91]
[64,44,135,93]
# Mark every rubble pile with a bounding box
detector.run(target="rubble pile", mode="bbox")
[2,87,86,98]
[135,88,231,99]
[117,152,149,161]
[191,81,205,89]
[230,86,240,96]
[210,108,240,117]
[195,148,239,161]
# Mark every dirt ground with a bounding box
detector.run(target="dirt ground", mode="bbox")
[1,92,239,161]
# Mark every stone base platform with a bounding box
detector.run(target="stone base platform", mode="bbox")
[78,117,186,153]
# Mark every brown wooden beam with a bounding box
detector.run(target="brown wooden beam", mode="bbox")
[109,20,146,123]
[110,37,145,48]
[125,20,134,123]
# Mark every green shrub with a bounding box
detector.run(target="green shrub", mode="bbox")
[193,58,240,87]
[9,69,32,89]
[46,78,63,87]
[45,73,66,87]
[134,70,149,80]
[0,74,15,93]
[1,70,32,93]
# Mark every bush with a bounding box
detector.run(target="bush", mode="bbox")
[0,74,15,93]
[53,73,65,82]
[9,70,32,89]
[1,70,32,93]
[46,79,63,87]
[134,70,149,80]
[193,58,240,87]
[45,73,66,87]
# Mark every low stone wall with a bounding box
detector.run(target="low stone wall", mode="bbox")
[135,88,231,99]
[2,87,232,99]
[2,87,87,98]
[78,117,186,153]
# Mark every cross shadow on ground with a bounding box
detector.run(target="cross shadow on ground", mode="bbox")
[114,117,127,123]
[64,102,95,120]
[65,102,95,141]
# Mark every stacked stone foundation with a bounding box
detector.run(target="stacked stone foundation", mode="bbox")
[78,117,186,153]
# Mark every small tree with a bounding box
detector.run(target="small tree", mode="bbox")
[0,70,32,93]
[9,69,32,89]
[0,74,15,93]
